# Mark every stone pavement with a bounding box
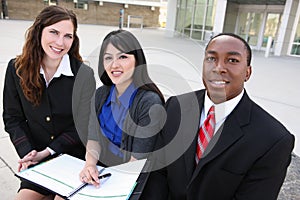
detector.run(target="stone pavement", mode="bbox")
[0,19,299,199]
[278,153,300,200]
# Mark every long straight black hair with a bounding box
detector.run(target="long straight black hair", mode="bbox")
[98,29,165,103]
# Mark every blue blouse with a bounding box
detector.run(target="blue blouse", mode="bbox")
[98,83,138,157]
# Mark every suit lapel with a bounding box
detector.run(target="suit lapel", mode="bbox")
[188,91,252,185]
[183,124,198,179]
[182,90,204,179]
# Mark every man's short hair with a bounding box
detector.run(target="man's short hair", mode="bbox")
[206,33,252,66]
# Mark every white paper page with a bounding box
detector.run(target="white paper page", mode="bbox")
[70,159,146,200]
[16,154,104,197]
[16,154,146,200]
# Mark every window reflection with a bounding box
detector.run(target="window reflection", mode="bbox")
[175,0,215,41]
[291,16,300,55]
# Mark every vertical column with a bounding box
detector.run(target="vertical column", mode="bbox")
[212,0,227,35]
[119,9,124,29]
[1,0,8,19]
[274,0,299,56]
[165,0,177,37]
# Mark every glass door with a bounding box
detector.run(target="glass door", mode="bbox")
[237,12,263,48]
[290,14,300,56]
[261,13,281,51]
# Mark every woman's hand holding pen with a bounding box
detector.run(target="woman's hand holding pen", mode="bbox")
[80,164,100,188]
[81,142,102,187]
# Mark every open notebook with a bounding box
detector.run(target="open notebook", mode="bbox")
[15,154,146,200]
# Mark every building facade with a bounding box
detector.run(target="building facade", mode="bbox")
[166,0,300,57]
[2,0,167,28]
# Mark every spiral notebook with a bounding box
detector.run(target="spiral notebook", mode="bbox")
[15,154,146,200]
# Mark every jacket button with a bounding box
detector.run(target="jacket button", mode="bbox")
[46,116,51,122]
[51,136,54,140]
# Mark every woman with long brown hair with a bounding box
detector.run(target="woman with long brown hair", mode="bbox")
[3,5,95,200]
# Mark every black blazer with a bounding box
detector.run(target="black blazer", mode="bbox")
[142,89,294,200]
[3,56,95,159]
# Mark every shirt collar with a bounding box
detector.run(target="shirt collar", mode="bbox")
[40,54,73,78]
[204,89,244,123]
[107,83,137,109]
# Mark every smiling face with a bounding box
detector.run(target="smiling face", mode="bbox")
[41,20,74,63]
[103,43,136,90]
[202,35,252,104]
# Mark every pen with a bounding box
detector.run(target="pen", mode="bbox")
[98,173,112,179]
[67,172,111,198]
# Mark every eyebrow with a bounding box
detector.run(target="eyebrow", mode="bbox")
[206,50,216,54]
[206,50,241,56]
[47,27,58,32]
[48,27,73,36]
[227,51,241,56]
[104,51,124,56]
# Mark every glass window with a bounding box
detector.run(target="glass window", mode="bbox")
[184,0,195,34]
[237,12,249,41]
[194,4,205,30]
[44,0,57,5]
[193,3,205,40]
[75,0,88,10]
[175,0,187,34]
[293,19,300,43]
[176,0,216,40]
[206,0,215,31]
[187,0,195,7]
[291,16,300,55]
[262,13,280,48]
[237,12,263,47]
[291,44,300,55]
[193,0,215,40]
[248,13,263,46]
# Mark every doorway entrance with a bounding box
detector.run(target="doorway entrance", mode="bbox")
[237,12,263,48]
[262,13,281,50]
[236,10,281,51]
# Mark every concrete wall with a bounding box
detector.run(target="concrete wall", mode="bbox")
[223,2,239,33]
[5,0,46,20]
[5,0,160,27]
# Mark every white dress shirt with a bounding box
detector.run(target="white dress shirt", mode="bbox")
[201,89,245,134]
[40,54,74,87]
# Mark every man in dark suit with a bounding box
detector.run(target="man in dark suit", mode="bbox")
[141,33,295,200]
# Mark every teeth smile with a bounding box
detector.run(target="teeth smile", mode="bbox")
[112,71,122,74]
[51,47,63,52]
[213,81,226,85]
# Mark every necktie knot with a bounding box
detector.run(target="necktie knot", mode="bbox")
[206,105,215,127]
[208,105,215,116]
[196,105,216,163]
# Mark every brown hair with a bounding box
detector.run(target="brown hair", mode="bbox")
[15,5,82,105]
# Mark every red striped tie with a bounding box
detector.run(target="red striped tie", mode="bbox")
[196,106,215,163]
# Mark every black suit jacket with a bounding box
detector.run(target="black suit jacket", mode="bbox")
[142,89,294,200]
[3,56,95,159]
